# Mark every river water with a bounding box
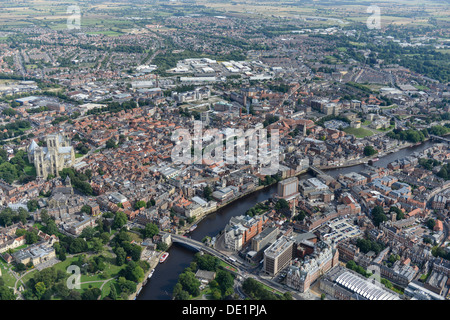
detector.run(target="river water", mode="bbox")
[137,140,436,300]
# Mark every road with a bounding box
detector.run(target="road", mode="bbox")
[169,232,307,299]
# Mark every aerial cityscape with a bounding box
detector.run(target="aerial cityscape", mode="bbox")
[0,0,449,307]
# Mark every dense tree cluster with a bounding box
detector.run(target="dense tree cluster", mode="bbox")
[120,260,150,283]
[0,207,30,227]
[371,206,387,227]
[346,260,371,278]
[22,266,80,300]
[0,149,35,184]
[141,223,159,239]
[259,174,282,186]
[0,278,15,300]
[436,163,450,180]
[389,206,405,220]
[242,277,292,300]
[418,158,441,171]
[59,168,93,195]
[363,145,377,157]
[355,238,385,255]
[0,120,31,142]
[386,128,426,143]
[86,100,138,116]
[111,229,142,265]
[246,202,269,217]
[173,253,236,300]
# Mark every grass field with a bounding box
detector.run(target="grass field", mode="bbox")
[0,257,17,289]
[23,163,36,177]
[0,0,447,33]
[86,30,123,37]
[344,127,374,138]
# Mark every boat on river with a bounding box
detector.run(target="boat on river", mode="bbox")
[160,252,169,263]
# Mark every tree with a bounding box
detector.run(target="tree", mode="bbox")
[26,230,39,244]
[90,238,104,253]
[147,198,155,207]
[122,261,145,283]
[283,292,293,300]
[80,205,91,215]
[15,263,26,272]
[40,210,51,225]
[134,201,146,210]
[215,269,234,297]
[210,288,222,300]
[426,218,436,230]
[16,207,29,224]
[128,244,142,261]
[356,238,384,255]
[203,186,213,201]
[69,238,88,254]
[67,290,82,300]
[44,219,58,236]
[113,211,127,229]
[178,270,201,297]
[82,287,101,300]
[0,162,19,184]
[80,226,96,241]
[372,206,387,226]
[388,254,400,264]
[105,138,116,149]
[157,242,168,252]
[114,246,127,266]
[0,285,15,300]
[195,253,220,271]
[54,282,70,299]
[141,223,159,239]
[117,276,137,295]
[275,199,289,212]
[100,232,110,244]
[108,284,118,300]
[364,145,377,157]
[27,199,39,212]
[389,206,404,220]
[34,282,46,300]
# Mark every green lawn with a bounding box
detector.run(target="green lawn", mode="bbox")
[33,253,123,298]
[23,164,36,177]
[8,244,28,254]
[86,30,123,37]
[0,258,17,288]
[127,231,143,244]
[343,127,374,138]
[380,104,398,110]
[376,125,395,132]
[414,85,430,91]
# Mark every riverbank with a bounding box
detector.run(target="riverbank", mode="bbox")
[179,137,441,244]
[180,169,310,236]
[180,184,273,235]
[130,250,163,300]
[138,138,441,299]
[318,141,414,170]
[179,142,419,233]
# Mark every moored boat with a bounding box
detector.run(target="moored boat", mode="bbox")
[160,252,169,263]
